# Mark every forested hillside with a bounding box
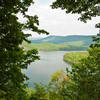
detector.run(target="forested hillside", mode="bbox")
[30,35,93,45]
[23,41,88,51]
[23,35,94,51]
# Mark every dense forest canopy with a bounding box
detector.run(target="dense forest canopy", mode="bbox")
[0,0,48,99]
[52,0,100,22]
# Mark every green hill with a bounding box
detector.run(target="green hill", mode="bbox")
[22,41,88,51]
[30,35,94,46]
[23,35,94,51]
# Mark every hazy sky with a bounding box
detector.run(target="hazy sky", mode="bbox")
[23,0,100,38]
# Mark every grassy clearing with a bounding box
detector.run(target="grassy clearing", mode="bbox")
[63,52,88,64]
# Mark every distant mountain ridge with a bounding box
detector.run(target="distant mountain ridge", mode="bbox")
[30,35,94,46]
[23,35,95,51]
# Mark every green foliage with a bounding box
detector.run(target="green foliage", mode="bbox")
[48,70,70,100]
[26,71,71,100]
[0,0,48,99]
[65,47,100,100]
[49,70,68,91]
[63,52,88,64]
[51,0,100,100]
[25,84,49,100]
[30,84,48,100]
[52,0,100,23]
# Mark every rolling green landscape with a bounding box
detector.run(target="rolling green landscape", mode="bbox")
[22,41,87,51]
[23,35,93,51]
[30,35,93,45]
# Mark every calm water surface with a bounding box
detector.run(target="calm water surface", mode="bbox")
[23,51,71,87]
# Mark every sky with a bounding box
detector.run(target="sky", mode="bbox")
[22,0,100,38]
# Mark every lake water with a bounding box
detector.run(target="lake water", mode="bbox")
[23,51,71,87]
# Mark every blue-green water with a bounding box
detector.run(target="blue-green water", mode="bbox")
[23,51,70,87]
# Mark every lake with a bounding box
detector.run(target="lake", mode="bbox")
[23,51,71,87]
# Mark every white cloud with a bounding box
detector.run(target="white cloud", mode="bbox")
[24,0,100,38]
